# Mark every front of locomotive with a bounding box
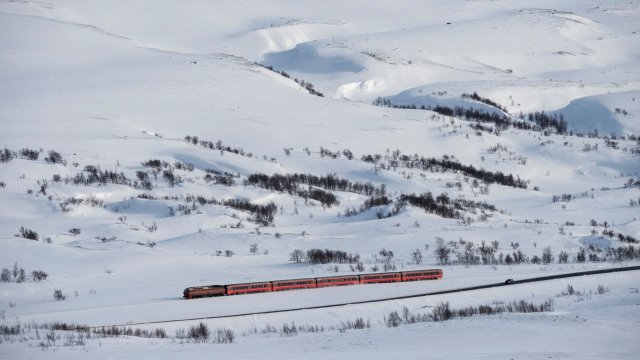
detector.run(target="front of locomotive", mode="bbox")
[183,287,192,299]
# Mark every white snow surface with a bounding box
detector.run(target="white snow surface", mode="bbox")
[1,0,639,359]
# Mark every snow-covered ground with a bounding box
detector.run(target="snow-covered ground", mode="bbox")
[1,0,639,358]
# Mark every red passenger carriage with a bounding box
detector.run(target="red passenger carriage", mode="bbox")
[272,278,317,291]
[359,272,402,284]
[316,275,360,288]
[226,281,272,295]
[401,269,443,281]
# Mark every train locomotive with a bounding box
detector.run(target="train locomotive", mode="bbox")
[183,269,442,299]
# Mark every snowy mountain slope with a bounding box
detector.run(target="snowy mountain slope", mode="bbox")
[0,0,639,358]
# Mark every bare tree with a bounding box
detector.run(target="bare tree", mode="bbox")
[11,262,19,279]
[15,269,25,283]
[542,246,553,265]
[411,249,423,265]
[188,322,210,343]
[462,242,479,267]
[434,237,451,265]
[558,251,569,264]
[289,249,304,263]
[249,243,259,255]
[53,289,66,301]
[0,268,10,282]
[31,270,48,281]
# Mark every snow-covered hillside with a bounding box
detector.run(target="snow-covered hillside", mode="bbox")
[1,1,639,359]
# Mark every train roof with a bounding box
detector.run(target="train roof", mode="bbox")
[402,268,442,273]
[225,280,272,286]
[315,274,360,280]
[270,277,317,283]
[359,271,402,277]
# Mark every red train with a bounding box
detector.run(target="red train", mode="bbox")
[183,269,443,299]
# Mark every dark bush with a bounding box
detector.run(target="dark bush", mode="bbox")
[188,322,210,342]
[385,311,402,327]
[462,92,508,112]
[558,251,569,264]
[53,289,66,301]
[373,97,567,134]
[305,249,360,264]
[542,246,553,264]
[31,270,49,281]
[430,302,453,321]
[141,159,167,169]
[0,148,15,162]
[245,172,386,207]
[44,150,66,165]
[19,148,41,160]
[289,249,304,263]
[19,226,39,241]
[0,268,10,282]
[212,328,235,344]
[162,169,180,187]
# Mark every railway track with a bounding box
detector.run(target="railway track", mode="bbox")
[97,265,640,328]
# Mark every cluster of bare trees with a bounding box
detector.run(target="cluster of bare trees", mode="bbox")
[1,262,48,283]
[361,150,528,189]
[373,96,567,134]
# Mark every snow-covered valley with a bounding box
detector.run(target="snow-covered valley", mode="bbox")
[1,0,639,358]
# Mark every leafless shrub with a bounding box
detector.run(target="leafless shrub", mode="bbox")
[249,243,259,255]
[93,325,166,339]
[542,246,553,264]
[1,268,11,282]
[338,317,370,332]
[53,289,65,301]
[558,251,569,264]
[385,311,402,327]
[385,299,554,328]
[0,322,23,335]
[430,302,454,321]
[18,226,38,241]
[175,328,186,340]
[281,322,298,336]
[31,270,48,281]
[411,248,423,265]
[289,249,304,263]
[44,150,66,165]
[558,284,577,296]
[212,328,235,343]
[187,322,210,342]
